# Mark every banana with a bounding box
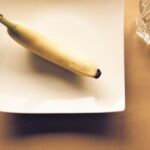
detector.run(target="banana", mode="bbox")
[0,14,101,79]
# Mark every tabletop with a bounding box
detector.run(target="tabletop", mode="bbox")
[0,0,150,149]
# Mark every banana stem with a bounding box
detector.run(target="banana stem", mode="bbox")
[0,14,15,29]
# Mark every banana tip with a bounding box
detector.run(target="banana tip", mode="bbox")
[94,69,101,79]
[0,14,3,19]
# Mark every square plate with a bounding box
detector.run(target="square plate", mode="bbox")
[0,0,125,113]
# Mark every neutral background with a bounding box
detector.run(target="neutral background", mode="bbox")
[0,0,150,149]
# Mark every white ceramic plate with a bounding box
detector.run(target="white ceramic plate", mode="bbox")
[0,0,125,113]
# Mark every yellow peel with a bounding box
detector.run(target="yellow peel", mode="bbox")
[0,15,101,79]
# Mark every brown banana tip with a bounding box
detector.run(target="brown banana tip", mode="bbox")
[0,14,3,20]
[94,69,101,79]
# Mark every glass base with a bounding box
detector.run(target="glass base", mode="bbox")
[136,14,150,44]
[137,31,150,44]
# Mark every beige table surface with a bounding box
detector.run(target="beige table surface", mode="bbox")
[0,0,150,149]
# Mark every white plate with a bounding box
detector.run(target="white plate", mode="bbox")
[0,0,125,113]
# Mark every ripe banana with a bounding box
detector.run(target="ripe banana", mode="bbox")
[0,14,101,78]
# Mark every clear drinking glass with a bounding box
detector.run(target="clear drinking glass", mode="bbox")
[137,0,150,43]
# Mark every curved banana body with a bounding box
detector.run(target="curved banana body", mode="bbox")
[0,14,101,78]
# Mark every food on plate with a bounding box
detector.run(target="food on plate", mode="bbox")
[0,14,101,78]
